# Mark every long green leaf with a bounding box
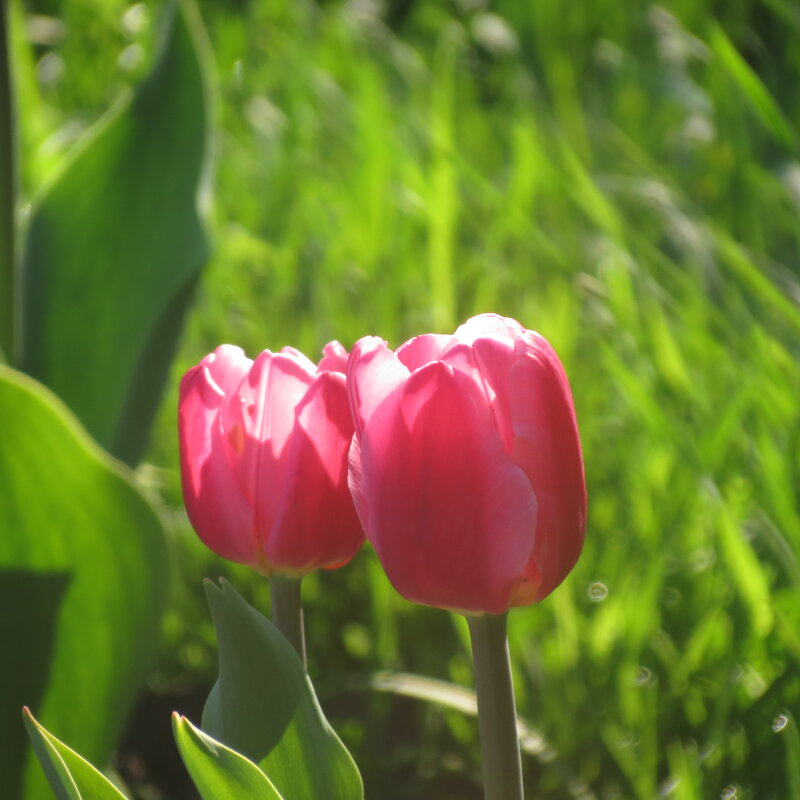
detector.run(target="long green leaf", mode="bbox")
[709,23,798,150]
[173,714,285,800]
[0,366,168,799]
[23,709,128,800]
[0,0,15,361]
[365,671,555,760]
[19,0,211,464]
[717,497,774,637]
[202,580,363,800]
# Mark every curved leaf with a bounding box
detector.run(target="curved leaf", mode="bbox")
[19,0,211,464]
[23,709,128,800]
[0,367,168,799]
[365,670,554,759]
[202,580,363,800]
[0,0,15,360]
[173,714,285,800]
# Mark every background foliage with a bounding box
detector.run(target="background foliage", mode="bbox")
[9,0,800,798]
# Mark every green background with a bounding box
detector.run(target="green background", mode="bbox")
[9,0,800,798]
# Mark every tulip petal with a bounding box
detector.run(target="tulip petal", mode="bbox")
[279,346,318,373]
[347,433,369,533]
[178,361,256,565]
[226,353,314,548]
[441,337,516,453]
[317,340,349,373]
[266,371,363,573]
[508,331,586,604]
[395,333,457,371]
[202,345,253,394]
[347,336,409,436]
[453,313,524,344]
[359,360,537,614]
[253,352,317,455]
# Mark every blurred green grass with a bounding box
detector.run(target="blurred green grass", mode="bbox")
[15,0,800,797]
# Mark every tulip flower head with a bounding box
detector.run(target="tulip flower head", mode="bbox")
[179,342,364,576]
[347,314,586,614]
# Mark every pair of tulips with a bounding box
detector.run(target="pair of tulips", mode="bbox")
[179,313,586,616]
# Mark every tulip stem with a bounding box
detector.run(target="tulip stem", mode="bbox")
[467,612,524,800]
[270,575,306,668]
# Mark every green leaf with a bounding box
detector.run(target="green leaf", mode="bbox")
[0,366,168,800]
[19,0,211,465]
[173,714,285,800]
[22,709,128,800]
[365,671,556,761]
[716,494,774,637]
[202,580,364,800]
[709,24,798,151]
[0,0,16,361]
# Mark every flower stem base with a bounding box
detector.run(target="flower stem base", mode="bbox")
[270,575,306,668]
[466,611,524,800]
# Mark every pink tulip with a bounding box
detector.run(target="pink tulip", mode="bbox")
[178,342,364,575]
[347,313,586,614]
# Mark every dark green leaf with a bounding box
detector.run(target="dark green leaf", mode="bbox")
[173,713,285,800]
[709,24,798,150]
[0,0,15,360]
[19,0,211,464]
[202,580,363,800]
[0,367,168,799]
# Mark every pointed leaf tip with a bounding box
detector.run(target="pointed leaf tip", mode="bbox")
[174,714,285,800]
[19,0,212,464]
[202,581,363,799]
[23,709,127,800]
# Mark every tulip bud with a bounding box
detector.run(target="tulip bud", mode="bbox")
[178,342,364,575]
[347,313,586,614]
